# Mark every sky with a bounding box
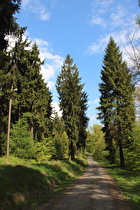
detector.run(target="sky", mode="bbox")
[14,0,140,127]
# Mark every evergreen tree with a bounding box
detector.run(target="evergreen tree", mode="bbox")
[9,34,52,140]
[0,31,52,156]
[97,37,135,167]
[10,114,34,159]
[56,54,88,160]
[0,0,21,50]
[77,91,88,152]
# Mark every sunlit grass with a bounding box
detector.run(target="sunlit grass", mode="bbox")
[0,156,87,209]
[98,160,140,210]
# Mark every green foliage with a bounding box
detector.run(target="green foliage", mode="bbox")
[97,37,135,167]
[0,0,21,50]
[86,124,108,160]
[99,160,140,210]
[56,54,88,159]
[0,30,52,156]
[0,156,87,209]
[34,137,55,161]
[54,131,69,159]
[10,115,34,159]
[52,115,69,159]
[125,121,140,171]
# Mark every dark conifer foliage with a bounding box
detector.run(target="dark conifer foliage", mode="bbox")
[0,0,21,50]
[56,54,88,160]
[0,31,52,156]
[97,37,135,167]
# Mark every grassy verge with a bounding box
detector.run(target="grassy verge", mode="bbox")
[98,160,140,210]
[0,156,87,210]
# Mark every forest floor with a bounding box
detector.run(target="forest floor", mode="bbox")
[39,154,132,210]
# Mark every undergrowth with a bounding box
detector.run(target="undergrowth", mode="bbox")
[98,160,140,210]
[0,156,87,210]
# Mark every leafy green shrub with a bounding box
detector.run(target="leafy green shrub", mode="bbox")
[10,116,34,159]
[86,124,107,160]
[54,131,69,159]
[33,137,55,161]
[125,121,140,171]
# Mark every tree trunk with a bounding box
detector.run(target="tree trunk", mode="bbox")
[30,125,34,141]
[6,84,13,157]
[119,144,125,168]
[69,140,75,160]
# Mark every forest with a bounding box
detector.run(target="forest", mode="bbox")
[0,0,140,172]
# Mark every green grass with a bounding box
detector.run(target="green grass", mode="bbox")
[0,156,87,210]
[98,160,140,210]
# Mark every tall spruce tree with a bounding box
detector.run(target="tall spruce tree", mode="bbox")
[56,54,88,160]
[9,34,52,141]
[0,0,22,156]
[97,37,135,167]
[0,31,52,156]
[0,0,21,50]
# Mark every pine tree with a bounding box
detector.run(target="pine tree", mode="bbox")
[97,37,135,167]
[0,0,21,50]
[77,91,89,153]
[56,54,88,159]
[0,31,52,156]
[0,0,22,155]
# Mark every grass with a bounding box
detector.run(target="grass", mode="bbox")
[98,160,140,210]
[0,156,87,210]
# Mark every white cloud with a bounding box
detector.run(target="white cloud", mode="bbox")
[86,34,111,54]
[5,35,18,51]
[47,81,55,89]
[22,0,30,9]
[6,35,63,88]
[41,64,55,82]
[34,38,64,85]
[90,16,106,27]
[89,0,135,32]
[36,5,50,21]
[87,24,140,55]
[51,102,62,117]
[35,38,49,47]
[22,0,50,21]
[5,34,29,51]
[40,12,50,21]
[89,98,100,105]
[99,0,114,8]
[90,115,98,121]
[39,52,63,84]
[89,0,114,27]
[33,37,63,76]
[92,0,113,10]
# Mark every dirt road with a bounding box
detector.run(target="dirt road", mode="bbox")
[41,155,132,210]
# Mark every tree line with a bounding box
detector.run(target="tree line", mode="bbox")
[0,1,140,169]
[0,0,88,160]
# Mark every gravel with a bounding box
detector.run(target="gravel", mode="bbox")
[40,154,132,210]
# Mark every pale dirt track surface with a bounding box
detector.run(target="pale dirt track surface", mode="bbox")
[40,155,132,210]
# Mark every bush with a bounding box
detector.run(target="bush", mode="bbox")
[10,116,34,159]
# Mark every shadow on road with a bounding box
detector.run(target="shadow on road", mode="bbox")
[41,155,132,210]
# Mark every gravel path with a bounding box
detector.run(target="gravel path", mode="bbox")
[40,155,132,210]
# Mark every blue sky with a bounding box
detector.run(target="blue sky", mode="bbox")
[15,0,139,126]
